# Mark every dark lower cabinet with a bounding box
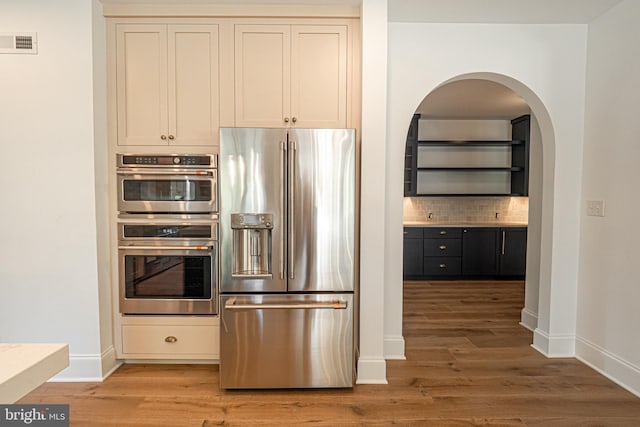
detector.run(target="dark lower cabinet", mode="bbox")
[403,228,423,278]
[499,227,527,277]
[462,228,498,276]
[403,226,527,280]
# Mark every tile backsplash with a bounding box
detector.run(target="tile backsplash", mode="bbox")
[403,197,529,223]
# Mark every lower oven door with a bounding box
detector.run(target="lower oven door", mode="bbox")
[118,243,217,315]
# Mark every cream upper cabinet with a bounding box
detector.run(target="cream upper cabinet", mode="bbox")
[235,24,349,128]
[116,24,219,146]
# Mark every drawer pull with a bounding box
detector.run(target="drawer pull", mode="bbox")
[439,230,447,235]
[439,264,447,268]
[403,231,408,235]
[439,245,447,250]
[164,336,178,343]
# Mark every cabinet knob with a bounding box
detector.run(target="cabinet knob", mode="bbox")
[292,117,297,123]
[284,117,290,123]
[439,264,447,268]
[168,135,175,140]
[439,245,447,250]
[160,135,167,140]
[164,336,178,343]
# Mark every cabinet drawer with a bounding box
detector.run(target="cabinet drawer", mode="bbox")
[122,324,218,357]
[423,228,462,239]
[403,227,423,239]
[424,238,461,257]
[423,257,461,276]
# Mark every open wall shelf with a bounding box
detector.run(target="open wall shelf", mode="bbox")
[404,114,531,197]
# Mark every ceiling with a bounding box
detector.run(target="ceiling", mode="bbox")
[388,0,623,23]
[416,80,530,119]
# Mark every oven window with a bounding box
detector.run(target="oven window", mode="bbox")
[123,255,212,299]
[123,179,212,202]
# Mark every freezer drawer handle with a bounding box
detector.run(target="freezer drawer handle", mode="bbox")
[224,299,348,310]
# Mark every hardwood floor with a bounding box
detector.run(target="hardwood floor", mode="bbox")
[20,281,640,426]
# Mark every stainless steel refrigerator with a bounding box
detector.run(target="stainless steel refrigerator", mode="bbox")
[219,127,356,389]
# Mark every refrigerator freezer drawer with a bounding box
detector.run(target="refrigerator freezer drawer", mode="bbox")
[220,293,354,389]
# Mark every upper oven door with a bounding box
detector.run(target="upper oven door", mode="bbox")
[117,169,217,213]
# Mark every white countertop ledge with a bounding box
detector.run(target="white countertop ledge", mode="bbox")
[0,343,69,404]
[404,221,527,227]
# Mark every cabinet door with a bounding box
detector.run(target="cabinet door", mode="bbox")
[462,228,498,276]
[499,228,527,277]
[403,229,423,278]
[168,25,219,146]
[290,25,347,128]
[116,24,168,146]
[235,25,290,127]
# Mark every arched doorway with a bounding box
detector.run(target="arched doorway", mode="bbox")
[384,72,558,360]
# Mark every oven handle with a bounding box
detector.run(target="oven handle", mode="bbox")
[118,245,213,251]
[117,170,213,176]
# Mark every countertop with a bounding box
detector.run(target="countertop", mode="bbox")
[404,221,527,228]
[0,343,69,403]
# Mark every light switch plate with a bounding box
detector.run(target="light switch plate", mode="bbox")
[586,200,605,217]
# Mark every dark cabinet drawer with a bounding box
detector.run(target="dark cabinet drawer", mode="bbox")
[403,227,423,239]
[423,228,462,239]
[424,238,461,257]
[423,257,462,276]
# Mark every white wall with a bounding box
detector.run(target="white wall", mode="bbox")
[357,0,389,383]
[577,0,640,396]
[521,114,543,331]
[0,0,112,380]
[386,23,588,359]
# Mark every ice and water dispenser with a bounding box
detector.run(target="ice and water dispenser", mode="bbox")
[231,213,273,278]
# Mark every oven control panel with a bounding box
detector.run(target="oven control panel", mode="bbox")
[118,154,216,168]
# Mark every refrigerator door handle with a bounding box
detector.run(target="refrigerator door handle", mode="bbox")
[224,299,348,310]
[288,140,296,280]
[280,141,286,280]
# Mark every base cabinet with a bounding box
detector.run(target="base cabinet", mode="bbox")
[499,228,528,276]
[117,316,219,360]
[462,228,498,276]
[403,226,527,280]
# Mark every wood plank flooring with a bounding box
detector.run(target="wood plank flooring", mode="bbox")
[20,280,640,426]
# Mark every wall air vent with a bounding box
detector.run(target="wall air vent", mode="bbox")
[0,33,38,54]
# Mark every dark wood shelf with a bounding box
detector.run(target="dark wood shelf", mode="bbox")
[417,140,523,146]
[417,167,522,172]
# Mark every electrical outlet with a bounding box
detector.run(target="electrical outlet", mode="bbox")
[586,200,605,217]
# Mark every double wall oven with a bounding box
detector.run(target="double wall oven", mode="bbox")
[116,154,218,315]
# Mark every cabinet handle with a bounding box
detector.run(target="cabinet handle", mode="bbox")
[292,117,297,123]
[439,245,447,250]
[160,135,167,140]
[403,231,408,235]
[502,231,506,255]
[284,117,290,123]
[439,230,447,235]
[168,135,175,140]
[439,264,447,268]
[164,336,178,343]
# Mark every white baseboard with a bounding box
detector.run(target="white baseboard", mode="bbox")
[575,336,640,398]
[50,346,122,382]
[356,357,387,384]
[519,307,538,331]
[531,328,575,357]
[383,335,406,360]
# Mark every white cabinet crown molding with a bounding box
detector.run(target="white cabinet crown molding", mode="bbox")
[102,4,360,18]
